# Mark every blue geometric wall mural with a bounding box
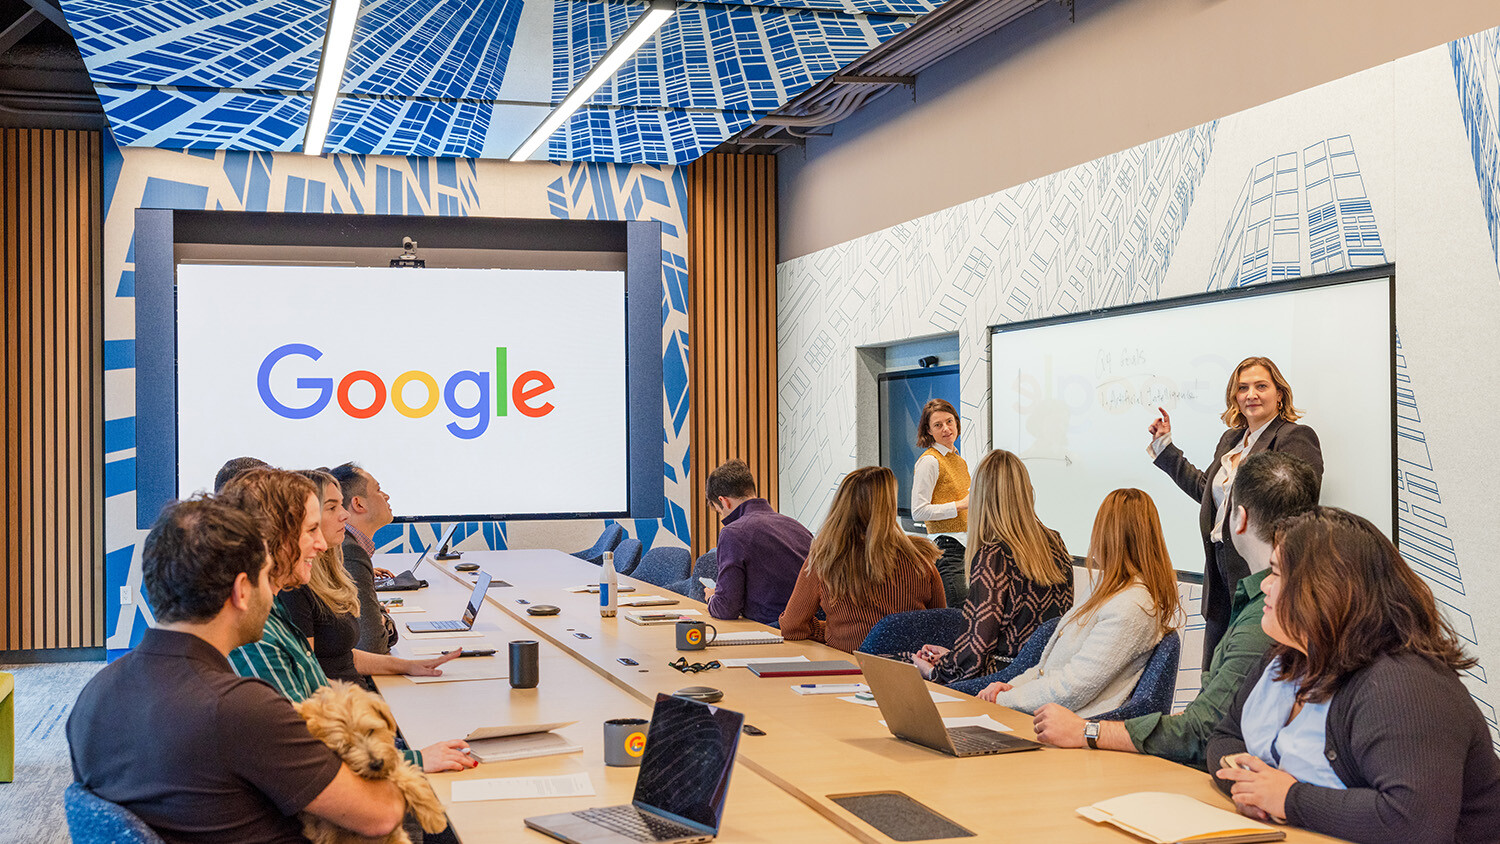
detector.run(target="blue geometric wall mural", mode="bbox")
[1451,27,1500,276]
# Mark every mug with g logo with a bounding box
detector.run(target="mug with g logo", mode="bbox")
[675,619,718,651]
[603,718,649,767]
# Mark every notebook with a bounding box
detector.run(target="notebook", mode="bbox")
[624,609,702,626]
[1077,792,1285,843]
[405,572,490,633]
[746,659,860,677]
[525,694,744,844]
[707,631,783,646]
[854,652,1039,757]
[464,722,582,763]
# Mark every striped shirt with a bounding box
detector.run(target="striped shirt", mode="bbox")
[779,537,946,653]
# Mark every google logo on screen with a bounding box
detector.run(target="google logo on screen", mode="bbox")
[256,343,553,440]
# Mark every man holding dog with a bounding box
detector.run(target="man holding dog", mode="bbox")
[66,497,405,842]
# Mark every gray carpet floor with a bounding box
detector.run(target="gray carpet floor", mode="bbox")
[0,661,105,844]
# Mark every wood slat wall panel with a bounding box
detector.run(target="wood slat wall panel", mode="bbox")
[685,154,778,560]
[0,128,105,651]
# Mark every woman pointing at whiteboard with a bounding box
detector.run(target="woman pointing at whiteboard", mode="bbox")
[912,399,970,607]
[1149,356,1321,669]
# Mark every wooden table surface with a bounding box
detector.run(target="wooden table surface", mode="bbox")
[374,548,1343,844]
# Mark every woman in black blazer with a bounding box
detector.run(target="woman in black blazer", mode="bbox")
[1148,356,1321,668]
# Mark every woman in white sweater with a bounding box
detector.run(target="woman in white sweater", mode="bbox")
[978,488,1180,717]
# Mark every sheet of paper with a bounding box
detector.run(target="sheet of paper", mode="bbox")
[410,645,493,656]
[618,595,678,606]
[721,655,810,668]
[450,772,595,802]
[407,661,508,684]
[403,629,484,640]
[840,688,965,708]
[385,605,424,613]
[877,714,1013,732]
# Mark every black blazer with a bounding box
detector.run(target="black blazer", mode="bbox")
[341,535,389,655]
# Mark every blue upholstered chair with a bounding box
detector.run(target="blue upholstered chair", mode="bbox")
[666,549,717,600]
[1092,630,1181,721]
[946,616,1060,696]
[64,783,165,844]
[611,538,643,576]
[856,608,965,657]
[631,546,692,588]
[572,523,626,565]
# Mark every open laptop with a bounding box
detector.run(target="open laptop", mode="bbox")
[375,523,461,592]
[525,694,744,844]
[405,571,490,633]
[854,652,1040,758]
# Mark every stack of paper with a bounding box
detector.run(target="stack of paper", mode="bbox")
[1077,792,1284,843]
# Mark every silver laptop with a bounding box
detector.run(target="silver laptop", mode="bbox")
[525,694,744,844]
[408,522,461,576]
[405,571,490,633]
[854,652,1040,758]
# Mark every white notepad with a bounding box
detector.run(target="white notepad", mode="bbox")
[1077,792,1284,843]
[451,772,595,802]
[407,661,509,684]
[709,630,784,646]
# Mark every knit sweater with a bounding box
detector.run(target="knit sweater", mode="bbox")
[778,538,945,653]
[988,581,1163,717]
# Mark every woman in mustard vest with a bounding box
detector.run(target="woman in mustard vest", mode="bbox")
[912,398,970,607]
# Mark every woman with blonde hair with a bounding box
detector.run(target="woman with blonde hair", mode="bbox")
[1148,356,1322,668]
[779,466,945,653]
[913,450,1073,683]
[281,468,461,686]
[971,488,1180,717]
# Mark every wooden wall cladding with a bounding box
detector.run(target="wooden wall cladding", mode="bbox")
[1,128,105,651]
[685,153,777,559]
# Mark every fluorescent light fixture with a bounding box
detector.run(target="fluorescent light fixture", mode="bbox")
[510,0,676,162]
[302,0,361,155]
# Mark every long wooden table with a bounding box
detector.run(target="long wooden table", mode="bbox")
[374,548,1342,843]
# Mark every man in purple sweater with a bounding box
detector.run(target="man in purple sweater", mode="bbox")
[703,460,813,626]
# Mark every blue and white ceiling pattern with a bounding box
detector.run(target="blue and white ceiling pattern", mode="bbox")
[59,0,938,164]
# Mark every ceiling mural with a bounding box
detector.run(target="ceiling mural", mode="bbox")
[60,0,941,163]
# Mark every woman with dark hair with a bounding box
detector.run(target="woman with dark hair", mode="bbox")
[972,488,1180,717]
[913,449,1073,684]
[779,466,945,653]
[911,398,971,607]
[1148,356,1322,667]
[1210,508,1500,842]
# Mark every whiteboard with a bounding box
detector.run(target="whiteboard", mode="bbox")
[989,277,1392,573]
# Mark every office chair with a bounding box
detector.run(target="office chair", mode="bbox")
[666,549,717,600]
[856,608,965,657]
[611,538,644,577]
[631,546,692,587]
[571,523,626,565]
[1092,631,1181,721]
[64,783,165,844]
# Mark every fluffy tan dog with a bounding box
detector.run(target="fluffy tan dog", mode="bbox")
[295,681,448,844]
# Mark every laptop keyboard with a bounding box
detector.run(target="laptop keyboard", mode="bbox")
[947,726,1008,755]
[577,806,701,841]
[424,620,466,631]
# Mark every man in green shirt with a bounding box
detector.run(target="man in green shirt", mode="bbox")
[1030,451,1319,770]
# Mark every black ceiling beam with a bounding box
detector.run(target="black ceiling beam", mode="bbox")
[19,0,68,32]
[0,10,45,56]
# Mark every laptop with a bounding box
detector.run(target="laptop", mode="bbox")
[405,571,490,633]
[525,694,744,844]
[375,523,461,592]
[853,652,1041,758]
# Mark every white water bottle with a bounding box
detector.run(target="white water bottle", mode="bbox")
[600,552,618,617]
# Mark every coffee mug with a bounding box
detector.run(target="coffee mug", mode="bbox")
[603,718,649,766]
[675,619,717,651]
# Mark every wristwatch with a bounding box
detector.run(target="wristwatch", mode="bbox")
[1084,720,1101,749]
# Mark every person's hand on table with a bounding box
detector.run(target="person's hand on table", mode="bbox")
[1031,704,1086,748]
[373,567,395,580]
[422,739,478,772]
[402,648,463,676]
[912,644,949,679]
[1148,406,1171,441]
[976,680,1012,702]
[1215,753,1293,823]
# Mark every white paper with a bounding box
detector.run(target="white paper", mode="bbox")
[721,655,809,668]
[385,605,424,614]
[450,772,595,802]
[876,714,1013,732]
[791,683,869,695]
[618,595,680,606]
[410,645,494,656]
[568,584,636,593]
[407,661,509,684]
[402,629,484,640]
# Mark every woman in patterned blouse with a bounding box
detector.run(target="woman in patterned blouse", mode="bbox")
[914,450,1074,684]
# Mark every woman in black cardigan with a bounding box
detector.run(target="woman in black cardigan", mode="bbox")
[1148,356,1321,667]
[1209,508,1500,843]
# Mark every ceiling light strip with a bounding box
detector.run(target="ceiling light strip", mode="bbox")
[302,0,362,155]
[509,0,676,162]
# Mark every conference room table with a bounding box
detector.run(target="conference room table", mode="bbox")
[372,548,1343,844]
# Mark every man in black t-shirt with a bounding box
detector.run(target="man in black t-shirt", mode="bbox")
[67,497,405,843]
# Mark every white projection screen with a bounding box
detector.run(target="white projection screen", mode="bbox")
[989,275,1393,573]
[176,264,627,519]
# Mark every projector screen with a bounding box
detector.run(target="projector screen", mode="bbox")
[176,264,628,519]
[989,274,1393,573]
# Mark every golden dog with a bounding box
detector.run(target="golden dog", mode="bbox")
[295,681,448,844]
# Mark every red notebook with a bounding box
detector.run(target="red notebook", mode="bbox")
[747,660,862,678]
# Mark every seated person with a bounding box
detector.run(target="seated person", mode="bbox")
[913,449,1073,684]
[1209,508,1500,840]
[331,462,400,654]
[972,488,1180,717]
[220,468,474,774]
[280,469,459,686]
[779,466,944,652]
[213,455,267,493]
[66,496,404,842]
[1030,451,1318,768]
[702,459,813,625]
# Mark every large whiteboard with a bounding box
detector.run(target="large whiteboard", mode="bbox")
[989,277,1392,573]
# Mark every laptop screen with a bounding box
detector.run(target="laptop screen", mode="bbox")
[412,522,461,574]
[460,572,490,625]
[632,694,744,831]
